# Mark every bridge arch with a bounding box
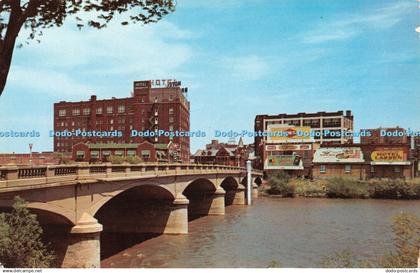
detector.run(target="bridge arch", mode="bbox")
[87,181,175,216]
[254,176,263,186]
[182,178,224,220]
[220,176,244,206]
[93,183,177,259]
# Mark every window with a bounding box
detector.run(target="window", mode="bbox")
[320,165,326,173]
[127,150,136,156]
[110,119,113,124]
[169,125,174,131]
[169,95,173,101]
[118,105,125,113]
[169,108,174,115]
[370,166,375,173]
[102,150,111,158]
[141,150,150,159]
[90,151,99,159]
[97,107,103,114]
[76,151,85,160]
[72,109,80,116]
[344,165,352,173]
[154,97,158,103]
[58,109,66,117]
[106,106,113,114]
[115,150,124,156]
[83,108,91,115]
[394,167,401,173]
[169,117,174,123]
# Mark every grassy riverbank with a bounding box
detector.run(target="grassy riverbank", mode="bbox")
[263,173,420,199]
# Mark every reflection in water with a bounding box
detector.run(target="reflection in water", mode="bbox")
[102,197,420,268]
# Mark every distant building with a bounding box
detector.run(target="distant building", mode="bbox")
[360,127,409,145]
[192,138,254,167]
[54,80,190,163]
[72,142,175,163]
[312,146,366,180]
[0,152,60,165]
[254,110,354,176]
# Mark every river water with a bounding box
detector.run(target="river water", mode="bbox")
[101,197,420,268]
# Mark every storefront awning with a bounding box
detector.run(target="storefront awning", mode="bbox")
[371,161,411,166]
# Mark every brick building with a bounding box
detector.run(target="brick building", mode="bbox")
[54,80,190,163]
[254,110,354,176]
[360,127,409,145]
[0,152,60,166]
[312,146,366,180]
[72,142,175,163]
[192,138,254,167]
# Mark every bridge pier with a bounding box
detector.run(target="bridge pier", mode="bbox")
[225,184,246,205]
[61,213,102,268]
[252,183,259,199]
[208,187,226,215]
[163,197,189,234]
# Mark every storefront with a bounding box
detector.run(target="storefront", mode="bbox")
[367,147,412,179]
[312,147,366,180]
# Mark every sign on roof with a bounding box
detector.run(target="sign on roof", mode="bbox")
[266,125,313,143]
[313,147,364,163]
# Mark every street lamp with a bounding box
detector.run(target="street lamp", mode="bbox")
[29,143,33,166]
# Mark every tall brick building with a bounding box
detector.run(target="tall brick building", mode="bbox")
[254,110,354,175]
[53,80,190,162]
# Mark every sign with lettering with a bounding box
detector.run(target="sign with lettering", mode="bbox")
[266,125,313,143]
[371,150,405,162]
[265,144,312,151]
[151,79,181,88]
[313,147,364,163]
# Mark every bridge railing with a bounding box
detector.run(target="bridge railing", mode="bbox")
[0,163,262,185]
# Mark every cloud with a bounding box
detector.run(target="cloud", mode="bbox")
[219,55,270,81]
[8,66,94,98]
[302,1,413,44]
[12,20,195,95]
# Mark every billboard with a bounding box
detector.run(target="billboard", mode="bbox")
[313,147,364,163]
[371,150,405,162]
[265,144,311,151]
[266,125,313,143]
[264,155,303,170]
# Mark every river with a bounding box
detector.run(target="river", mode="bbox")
[101,197,420,268]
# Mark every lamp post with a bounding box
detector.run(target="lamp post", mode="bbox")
[29,143,33,166]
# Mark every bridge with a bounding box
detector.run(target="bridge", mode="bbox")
[0,163,263,268]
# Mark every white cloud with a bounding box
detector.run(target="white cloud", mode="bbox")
[8,65,95,97]
[12,20,195,95]
[302,1,413,44]
[219,55,270,81]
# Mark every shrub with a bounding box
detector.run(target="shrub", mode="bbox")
[368,179,420,200]
[290,179,327,198]
[0,196,55,268]
[266,171,294,197]
[377,212,420,267]
[107,155,125,164]
[126,155,143,164]
[325,177,369,199]
[319,212,420,268]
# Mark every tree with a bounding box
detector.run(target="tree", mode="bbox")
[0,0,176,96]
[0,196,54,268]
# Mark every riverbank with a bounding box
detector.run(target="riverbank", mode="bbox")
[262,176,420,199]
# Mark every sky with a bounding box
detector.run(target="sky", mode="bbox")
[0,0,419,153]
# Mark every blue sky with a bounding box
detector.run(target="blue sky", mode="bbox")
[0,0,419,153]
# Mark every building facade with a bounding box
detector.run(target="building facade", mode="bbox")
[192,138,254,167]
[0,152,60,166]
[254,110,354,176]
[54,80,190,163]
